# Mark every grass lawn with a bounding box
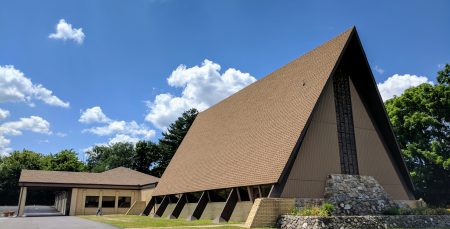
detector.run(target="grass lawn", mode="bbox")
[80,215,247,229]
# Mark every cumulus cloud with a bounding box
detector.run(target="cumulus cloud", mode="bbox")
[79,106,111,124]
[49,19,85,44]
[0,116,51,155]
[84,120,155,139]
[80,106,155,142]
[0,108,9,120]
[145,59,256,130]
[377,74,433,101]
[0,116,51,136]
[108,134,140,145]
[0,65,69,107]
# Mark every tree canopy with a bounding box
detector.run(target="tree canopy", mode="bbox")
[385,63,450,205]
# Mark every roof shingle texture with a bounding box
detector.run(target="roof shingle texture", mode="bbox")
[19,167,159,186]
[153,28,354,196]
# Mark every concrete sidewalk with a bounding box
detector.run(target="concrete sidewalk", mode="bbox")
[0,216,118,229]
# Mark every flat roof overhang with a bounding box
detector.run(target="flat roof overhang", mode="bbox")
[19,182,157,190]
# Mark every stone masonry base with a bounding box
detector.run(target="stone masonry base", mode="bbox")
[277,215,450,229]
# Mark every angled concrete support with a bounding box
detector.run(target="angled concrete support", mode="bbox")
[167,194,186,219]
[214,188,238,223]
[153,195,170,217]
[187,191,208,221]
[141,196,156,216]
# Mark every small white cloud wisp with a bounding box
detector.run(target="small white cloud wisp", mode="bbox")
[49,19,85,44]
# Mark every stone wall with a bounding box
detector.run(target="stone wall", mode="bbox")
[324,174,398,215]
[277,215,450,229]
[244,198,295,228]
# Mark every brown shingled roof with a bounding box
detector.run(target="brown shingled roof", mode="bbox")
[19,167,159,187]
[152,28,355,196]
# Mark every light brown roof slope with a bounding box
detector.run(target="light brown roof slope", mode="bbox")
[19,167,159,187]
[153,28,355,196]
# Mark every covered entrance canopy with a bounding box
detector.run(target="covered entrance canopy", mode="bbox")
[18,167,159,216]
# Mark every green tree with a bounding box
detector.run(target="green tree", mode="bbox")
[154,108,198,176]
[45,149,85,172]
[132,140,161,175]
[385,64,450,206]
[0,150,44,205]
[86,142,135,172]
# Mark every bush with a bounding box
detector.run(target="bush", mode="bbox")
[383,207,400,215]
[291,202,334,217]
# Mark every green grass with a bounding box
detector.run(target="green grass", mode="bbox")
[80,215,245,228]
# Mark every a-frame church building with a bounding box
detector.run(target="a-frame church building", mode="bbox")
[142,27,416,224]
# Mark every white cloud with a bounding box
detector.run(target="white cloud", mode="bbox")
[0,108,10,119]
[0,65,70,107]
[55,132,67,137]
[49,19,85,44]
[0,116,51,155]
[374,65,384,75]
[0,116,51,136]
[108,134,140,144]
[377,74,433,101]
[145,59,256,130]
[81,133,141,154]
[79,106,111,124]
[0,135,11,155]
[84,120,155,139]
[80,106,155,143]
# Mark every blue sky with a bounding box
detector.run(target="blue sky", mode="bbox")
[0,0,449,159]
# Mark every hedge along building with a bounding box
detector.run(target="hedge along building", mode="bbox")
[17,167,158,216]
[143,27,415,222]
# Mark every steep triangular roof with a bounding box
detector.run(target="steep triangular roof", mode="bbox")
[153,28,355,196]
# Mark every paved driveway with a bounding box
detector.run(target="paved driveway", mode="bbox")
[0,205,62,216]
[0,216,118,229]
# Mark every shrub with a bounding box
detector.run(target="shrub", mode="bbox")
[383,207,400,215]
[291,202,334,217]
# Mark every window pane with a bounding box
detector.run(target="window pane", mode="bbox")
[85,196,99,208]
[118,196,131,208]
[102,196,115,208]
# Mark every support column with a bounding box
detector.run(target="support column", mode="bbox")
[167,194,186,219]
[59,194,63,212]
[99,190,103,209]
[153,195,170,217]
[56,194,60,211]
[214,188,238,223]
[115,191,119,214]
[187,191,208,221]
[142,196,156,216]
[17,187,27,217]
[61,192,67,215]
[69,188,78,216]
[81,190,86,215]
